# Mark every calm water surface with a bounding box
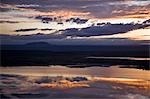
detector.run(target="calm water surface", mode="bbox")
[0,65,150,80]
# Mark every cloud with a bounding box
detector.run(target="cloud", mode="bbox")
[15,28,53,32]
[0,20,19,23]
[95,28,150,41]
[61,23,149,37]
[1,22,149,45]
[34,16,89,24]
[6,22,149,37]
[1,0,150,19]
[120,94,149,99]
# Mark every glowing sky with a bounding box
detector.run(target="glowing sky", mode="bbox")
[1,0,150,19]
[0,0,150,45]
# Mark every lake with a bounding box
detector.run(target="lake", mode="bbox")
[0,65,150,99]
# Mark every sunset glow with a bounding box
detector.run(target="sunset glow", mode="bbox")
[0,0,150,99]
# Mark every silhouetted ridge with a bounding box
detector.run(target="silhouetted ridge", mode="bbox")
[25,42,51,46]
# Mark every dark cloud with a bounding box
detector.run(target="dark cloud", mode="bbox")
[61,23,149,37]
[0,7,11,12]
[0,20,19,23]
[66,18,88,24]
[34,16,88,24]
[15,28,38,32]
[0,33,65,40]
[2,22,149,39]
[14,28,54,32]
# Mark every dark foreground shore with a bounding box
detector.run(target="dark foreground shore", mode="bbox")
[1,49,150,70]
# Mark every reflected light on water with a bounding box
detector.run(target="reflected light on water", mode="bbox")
[0,66,150,80]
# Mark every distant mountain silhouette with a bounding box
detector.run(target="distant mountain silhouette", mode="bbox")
[1,42,149,54]
[25,42,51,46]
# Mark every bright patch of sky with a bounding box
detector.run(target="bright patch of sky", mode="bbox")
[109,0,150,6]
[0,0,150,45]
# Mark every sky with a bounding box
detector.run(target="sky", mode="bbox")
[0,0,150,45]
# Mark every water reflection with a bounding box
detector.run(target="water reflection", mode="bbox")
[0,66,150,99]
[87,57,150,61]
[0,65,150,80]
